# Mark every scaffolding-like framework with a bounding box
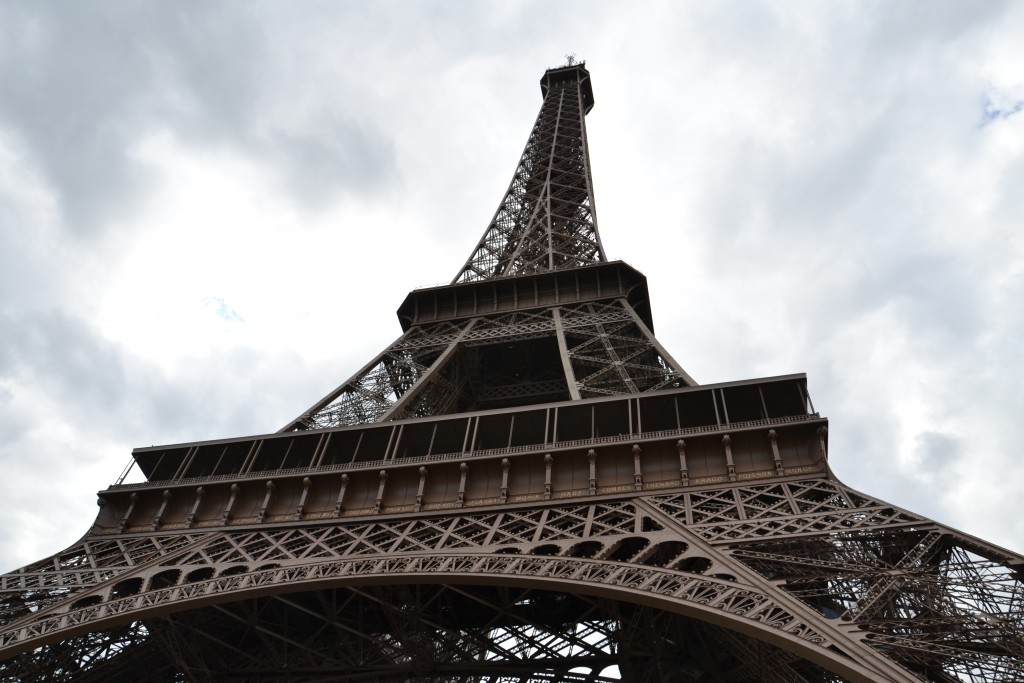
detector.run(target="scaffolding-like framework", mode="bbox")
[1,62,1021,682]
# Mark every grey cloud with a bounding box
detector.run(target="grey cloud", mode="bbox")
[914,431,961,471]
[0,385,28,448]
[0,307,325,447]
[864,0,1011,49]
[1,2,171,236]
[845,431,963,526]
[266,120,398,210]
[0,306,343,569]
[804,247,985,353]
[3,309,128,413]
[0,2,399,238]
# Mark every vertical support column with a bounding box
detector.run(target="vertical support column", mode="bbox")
[817,425,829,461]
[382,427,398,464]
[294,477,312,520]
[719,390,731,425]
[185,487,205,528]
[427,423,438,457]
[374,471,388,514]
[257,481,275,522]
[758,387,770,421]
[632,444,643,491]
[458,463,469,508]
[468,417,480,455]
[677,440,689,487]
[802,381,816,414]
[461,419,473,454]
[334,473,349,517]
[119,493,138,532]
[544,454,554,500]
[768,429,784,476]
[722,435,736,482]
[152,490,172,530]
[415,466,428,512]
[222,484,240,524]
[500,458,510,503]
[587,449,597,495]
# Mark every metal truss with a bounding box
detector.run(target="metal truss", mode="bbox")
[284,299,692,431]
[3,476,1021,680]
[0,588,845,683]
[280,62,690,433]
[283,320,471,430]
[559,301,690,398]
[454,63,605,283]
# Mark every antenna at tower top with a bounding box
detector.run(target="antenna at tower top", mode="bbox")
[564,53,577,66]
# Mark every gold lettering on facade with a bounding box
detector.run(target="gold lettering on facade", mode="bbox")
[467,497,501,507]
[644,480,681,490]
[510,494,542,503]
[598,484,634,494]
[422,502,461,511]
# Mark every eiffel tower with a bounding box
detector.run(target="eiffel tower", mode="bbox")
[2,62,1022,683]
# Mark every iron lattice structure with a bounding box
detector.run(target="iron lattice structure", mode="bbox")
[453,63,604,283]
[2,63,1022,682]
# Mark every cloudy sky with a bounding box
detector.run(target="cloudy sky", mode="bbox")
[1,1,1022,572]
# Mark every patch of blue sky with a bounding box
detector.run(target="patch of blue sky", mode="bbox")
[203,296,244,323]
[980,93,1024,127]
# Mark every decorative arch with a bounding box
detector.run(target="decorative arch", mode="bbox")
[1,551,914,682]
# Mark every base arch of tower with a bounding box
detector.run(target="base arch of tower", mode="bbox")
[1,551,912,683]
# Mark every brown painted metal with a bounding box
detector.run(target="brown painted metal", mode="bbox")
[2,61,1023,682]
[454,63,604,283]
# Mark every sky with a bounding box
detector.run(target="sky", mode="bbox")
[1,1,1022,573]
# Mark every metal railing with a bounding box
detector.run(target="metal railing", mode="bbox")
[109,413,822,492]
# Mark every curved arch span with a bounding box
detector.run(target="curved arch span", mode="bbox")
[0,552,912,682]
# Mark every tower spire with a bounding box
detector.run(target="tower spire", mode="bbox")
[277,63,693,432]
[454,63,605,283]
